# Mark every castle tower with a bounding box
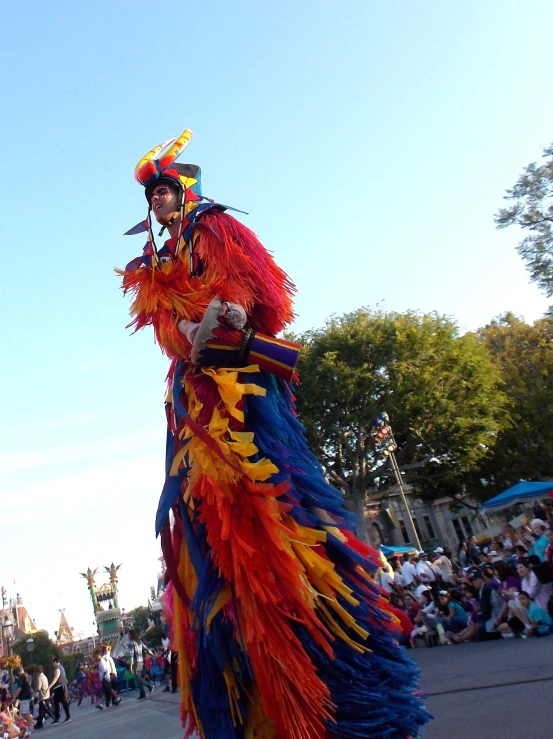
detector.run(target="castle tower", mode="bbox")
[80,564,124,641]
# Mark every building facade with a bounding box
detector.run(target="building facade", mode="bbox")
[367,485,487,553]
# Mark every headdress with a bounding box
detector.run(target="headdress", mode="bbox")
[125,128,207,263]
[125,128,245,270]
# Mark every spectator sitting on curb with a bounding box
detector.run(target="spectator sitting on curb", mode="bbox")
[418,590,439,631]
[482,564,501,591]
[516,558,551,611]
[494,560,520,597]
[499,591,553,637]
[439,590,468,637]
[404,592,422,624]
[449,569,500,643]
[461,583,480,624]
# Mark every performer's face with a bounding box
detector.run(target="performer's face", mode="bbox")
[150,183,180,226]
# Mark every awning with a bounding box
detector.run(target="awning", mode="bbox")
[379,544,419,559]
[480,480,553,512]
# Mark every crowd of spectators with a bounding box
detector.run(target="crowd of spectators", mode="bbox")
[378,502,553,647]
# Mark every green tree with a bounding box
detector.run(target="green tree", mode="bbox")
[293,308,507,536]
[495,142,553,297]
[127,606,149,636]
[12,630,57,676]
[143,624,164,648]
[60,652,84,681]
[476,312,553,492]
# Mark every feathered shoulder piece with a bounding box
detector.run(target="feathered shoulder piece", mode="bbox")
[117,210,295,359]
[195,209,295,336]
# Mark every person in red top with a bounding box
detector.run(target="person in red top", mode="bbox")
[404,592,422,623]
[387,604,415,648]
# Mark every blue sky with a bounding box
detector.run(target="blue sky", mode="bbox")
[1,0,552,638]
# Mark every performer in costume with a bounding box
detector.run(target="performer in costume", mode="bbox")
[118,128,431,739]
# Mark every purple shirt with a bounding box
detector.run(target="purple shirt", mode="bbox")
[500,575,520,600]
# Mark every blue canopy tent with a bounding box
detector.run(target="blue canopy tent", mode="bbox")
[480,480,553,513]
[379,544,419,559]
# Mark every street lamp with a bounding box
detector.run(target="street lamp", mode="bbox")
[371,413,422,550]
[2,614,14,700]
[26,637,34,659]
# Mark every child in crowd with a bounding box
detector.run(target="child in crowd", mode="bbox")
[0,702,26,739]
[76,662,90,707]
[439,590,469,635]
[461,583,481,625]
[499,591,553,637]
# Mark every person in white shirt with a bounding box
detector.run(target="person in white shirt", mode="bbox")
[162,636,173,693]
[96,645,121,708]
[392,559,404,589]
[401,553,417,587]
[35,665,54,728]
[380,562,395,594]
[415,553,437,585]
[433,547,456,584]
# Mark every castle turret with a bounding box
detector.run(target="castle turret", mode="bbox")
[80,568,98,614]
[104,563,122,610]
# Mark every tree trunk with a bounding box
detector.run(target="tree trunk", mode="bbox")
[354,496,371,544]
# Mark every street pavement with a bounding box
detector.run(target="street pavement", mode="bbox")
[416,635,553,738]
[34,687,187,738]
[31,638,553,738]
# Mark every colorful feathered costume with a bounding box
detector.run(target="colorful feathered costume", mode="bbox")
[118,129,430,739]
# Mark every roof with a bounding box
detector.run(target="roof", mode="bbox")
[55,611,74,645]
[14,604,37,635]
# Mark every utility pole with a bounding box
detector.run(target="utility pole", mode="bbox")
[371,413,422,551]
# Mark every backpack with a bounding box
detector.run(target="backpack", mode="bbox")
[424,630,439,648]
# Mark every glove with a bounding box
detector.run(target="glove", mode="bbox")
[177,302,245,342]
[177,319,200,344]
[191,297,302,381]
[218,302,247,330]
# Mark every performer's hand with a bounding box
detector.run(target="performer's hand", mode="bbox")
[177,319,200,343]
[218,301,247,330]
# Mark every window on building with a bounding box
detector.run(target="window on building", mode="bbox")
[412,517,423,543]
[371,522,383,548]
[461,516,474,538]
[423,515,436,539]
[398,520,410,544]
[452,518,464,543]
